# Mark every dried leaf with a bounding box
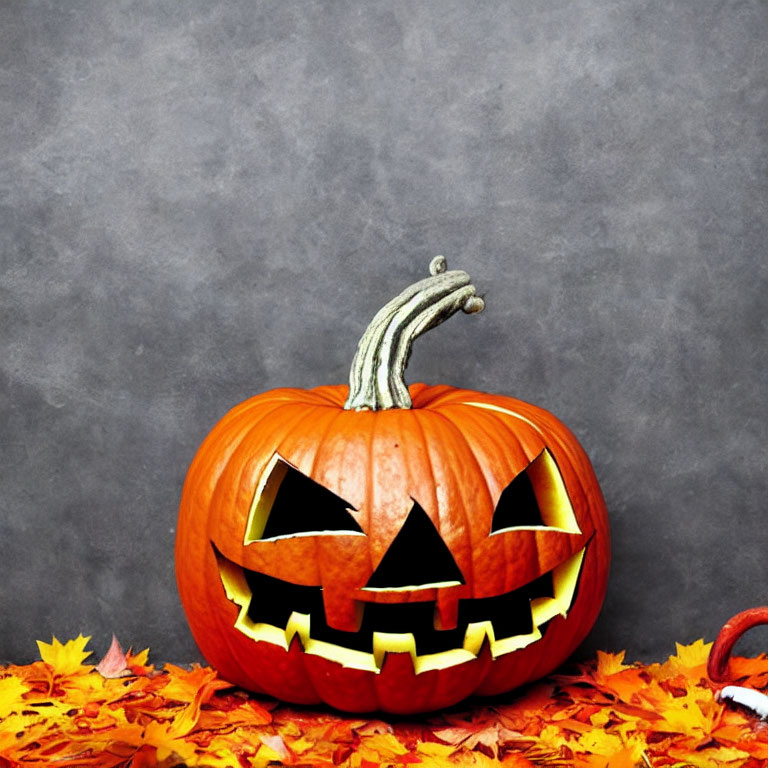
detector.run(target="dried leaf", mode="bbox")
[95,634,132,679]
[259,733,290,760]
[7,635,768,766]
[433,724,476,746]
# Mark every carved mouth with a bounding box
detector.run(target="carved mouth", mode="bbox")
[214,545,586,674]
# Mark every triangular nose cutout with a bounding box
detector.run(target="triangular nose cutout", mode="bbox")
[364,502,464,590]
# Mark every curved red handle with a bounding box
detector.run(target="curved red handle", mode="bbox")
[708,607,768,682]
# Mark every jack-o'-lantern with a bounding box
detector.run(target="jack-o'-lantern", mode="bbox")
[175,258,610,714]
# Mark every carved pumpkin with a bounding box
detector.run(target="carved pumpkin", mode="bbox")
[175,258,610,713]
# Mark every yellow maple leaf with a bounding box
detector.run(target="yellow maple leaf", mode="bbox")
[666,639,713,672]
[595,650,632,678]
[126,646,151,669]
[574,728,625,755]
[142,719,199,764]
[667,743,751,767]
[36,634,93,676]
[282,734,317,755]
[198,743,257,768]
[0,676,30,718]
[470,751,517,767]
[356,732,411,762]
[536,723,572,752]
[656,688,718,736]
[574,746,641,768]
[417,741,458,760]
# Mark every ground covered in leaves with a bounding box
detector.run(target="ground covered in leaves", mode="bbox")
[2,636,768,767]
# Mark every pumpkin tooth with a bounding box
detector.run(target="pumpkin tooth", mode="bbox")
[284,612,311,648]
[531,547,586,626]
[463,621,495,656]
[489,625,543,657]
[372,632,418,670]
[434,592,460,631]
[371,632,481,675]
[302,635,379,674]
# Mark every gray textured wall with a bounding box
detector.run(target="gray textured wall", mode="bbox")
[2,0,767,673]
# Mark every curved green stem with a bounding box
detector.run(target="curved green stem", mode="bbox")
[344,256,484,411]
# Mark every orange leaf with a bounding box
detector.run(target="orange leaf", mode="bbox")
[9,636,768,767]
[161,664,229,704]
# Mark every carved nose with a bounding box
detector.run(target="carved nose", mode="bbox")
[364,501,465,590]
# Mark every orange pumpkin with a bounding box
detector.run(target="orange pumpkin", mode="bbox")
[175,258,610,713]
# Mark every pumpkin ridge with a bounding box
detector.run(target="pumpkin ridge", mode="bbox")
[508,401,594,508]
[411,408,481,596]
[470,398,601,527]
[236,387,344,411]
[446,401,537,473]
[425,405,500,522]
[306,384,348,407]
[461,401,595,532]
[181,398,299,554]
[416,385,494,409]
[409,383,460,409]
[305,405,357,631]
[205,550,276,698]
[305,404,350,487]
[435,402,533,596]
[438,403,596,592]
[362,406,378,588]
[405,409,440,545]
[190,392,345,522]
[216,402,325,561]
[437,402,531,497]
[183,397,289,498]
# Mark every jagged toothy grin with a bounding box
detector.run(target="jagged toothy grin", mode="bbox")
[214,545,586,674]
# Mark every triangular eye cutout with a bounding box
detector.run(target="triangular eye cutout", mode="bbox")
[364,501,464,590]
[245,455,363,542]
[490,449,581,534]
[491,467,544,530]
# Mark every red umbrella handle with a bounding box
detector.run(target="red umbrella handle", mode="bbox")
[708,607,768,682]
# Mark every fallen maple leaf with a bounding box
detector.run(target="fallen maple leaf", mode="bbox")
[7,635,768,767]
[595,649,632,677]
[0,675,30,718]
[36,634,93,676]
[142,718,200,764]
[168,674,232,738]
[434,722,524,759]
[95,634,132,679]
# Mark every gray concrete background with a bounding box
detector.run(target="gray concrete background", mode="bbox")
[2,1,767,671]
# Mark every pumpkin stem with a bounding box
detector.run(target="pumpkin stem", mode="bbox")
[344,256,484,411]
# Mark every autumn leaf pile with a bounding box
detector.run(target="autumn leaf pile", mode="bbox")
[3,636,768,767]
